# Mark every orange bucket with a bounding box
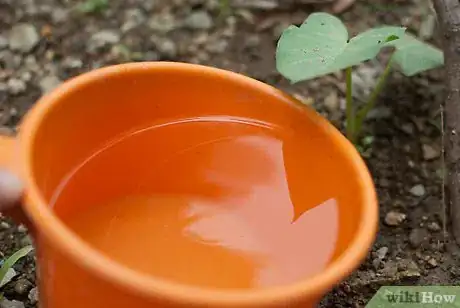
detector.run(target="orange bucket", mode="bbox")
[0,62,378,307]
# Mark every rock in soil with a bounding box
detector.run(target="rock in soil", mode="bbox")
[13,278,32,295]
[88,30,121,53]
[0,36,8,50]
[422,143,440,160]
[0,50,19,70]
[7,79,26,95]
[148,13,177,33]
[39,75,62,94]
[410,184,426,197]
[427,258,438,268]
[8,24,40,53]
[121,8,146,33]
[184,11,213,30]
[324,91,340,113]
[427,222,441,232]
[384,211,406,226]
[51,8,69,24]
[0,299,25,308]
[28,287,38,304]
[62,57,83,70]
[409,228,430,248]
[376,246,388,260]
[154,38,178,59]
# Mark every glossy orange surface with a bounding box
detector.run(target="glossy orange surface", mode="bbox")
[52,117,339,290]
[0,62,378,307]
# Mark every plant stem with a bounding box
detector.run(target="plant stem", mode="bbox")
[354,56,393,135]
[345,67,355,142]
[219,0,231,17]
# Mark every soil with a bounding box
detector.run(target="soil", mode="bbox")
[0,0,458,307]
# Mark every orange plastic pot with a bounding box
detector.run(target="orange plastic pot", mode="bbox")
[0,62,378,307]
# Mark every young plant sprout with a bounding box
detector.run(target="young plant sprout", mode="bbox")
[0,245,33,299]
[77,0,109,14]
[276,12,444,145]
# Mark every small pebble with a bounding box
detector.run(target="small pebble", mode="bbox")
[0,36,7,50]
[155,39,177,59]
[376,246,388,259]
[51,8,69,24]
[245,34,260,49]
[427,222,441,232]
[381,261,398,277]
[148,13,177,33]
[409,228,429,248]
[28,287,38,304]
[6,78,26,95]
[0,222,10,230]
[399,260,421,278]
[8,24,40,53]
[39,75,62,94]
[88,30,121,53]
[427,258,438,268]
[62,57,83,69]
[324,91,339,112]
[384,211,406,226]
[206,39,228,54]
[13,279,31,295]
[17,224,27,233]
[184,11,213,30]
[20,235,32,247]
[410,184,426,197]
[20,71,32,83]
[0,299,25,308]
[121,8,146,33]
[419,14,436,40]
[422,144,440,160]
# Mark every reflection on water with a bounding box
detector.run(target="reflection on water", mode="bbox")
[52,117,339,289]
[181,135,338,287]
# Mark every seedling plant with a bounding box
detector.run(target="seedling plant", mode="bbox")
[276,13,444,145]
[0,245,34,300]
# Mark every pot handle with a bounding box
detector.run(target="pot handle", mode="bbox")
[0,135,35,234]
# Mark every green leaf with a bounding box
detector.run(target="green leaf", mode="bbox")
[276,13,348,82]
[77,0,109,13]
[276,12,406,83]
[0,246,33,288]
[387,34,444,76]
[333,27,405,69]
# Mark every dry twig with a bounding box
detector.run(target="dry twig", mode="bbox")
[432,0,460,243]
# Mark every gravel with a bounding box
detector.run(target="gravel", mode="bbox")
[6,79,26,95]
[121,9,146,33]
[0,1,455,307]
[39,75,62,94]
[88,30,121,53]
[148,13,178,33]
[184,11,213,30]
[27,288,38,304]
[0,36,8,50]
[384,211,406,226]
[0,300,25,308]
[410,184,426,197]
[8,24,40,53]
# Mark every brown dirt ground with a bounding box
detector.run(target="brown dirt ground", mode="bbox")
[0,0,458,307]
